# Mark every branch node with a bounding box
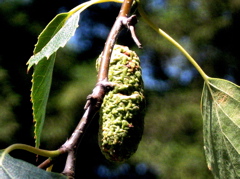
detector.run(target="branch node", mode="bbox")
[62,150,75,179]
[84,79,116,110]
[122,15,142,48]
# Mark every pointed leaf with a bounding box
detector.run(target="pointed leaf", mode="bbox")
[31,53,56,148]
[27,11,80,70]
[0,151,67,179]
[201,78,240,178]
[28,10,80,147]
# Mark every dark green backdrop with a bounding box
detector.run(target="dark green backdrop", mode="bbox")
[1,0,240,178]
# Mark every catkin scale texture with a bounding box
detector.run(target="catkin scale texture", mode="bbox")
[97,45,145,162]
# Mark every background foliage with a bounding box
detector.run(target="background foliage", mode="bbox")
[1,0,240,178]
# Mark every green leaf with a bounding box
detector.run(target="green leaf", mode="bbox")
[201,77,240,178]
[27,11,80,71]
[28,10,80,148]
[31,53,56,148]
[0,151,67,179]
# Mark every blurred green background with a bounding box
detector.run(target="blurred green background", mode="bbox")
[1,0,240,178]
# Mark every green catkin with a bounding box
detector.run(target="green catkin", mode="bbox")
[96,45,145,162]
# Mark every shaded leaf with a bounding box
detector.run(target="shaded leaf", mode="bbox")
[27,11,80,70]
[0,151,67,179]
[201,77,240,178]
[31,53,56,148]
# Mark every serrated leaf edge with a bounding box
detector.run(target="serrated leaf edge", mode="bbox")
[27,11,80,71]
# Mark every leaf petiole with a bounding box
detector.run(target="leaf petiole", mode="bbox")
[2,144,61,159]
[69,0,124,16]
[137,0,209,82]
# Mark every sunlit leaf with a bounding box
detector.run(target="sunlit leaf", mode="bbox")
[0,151,67,179]
[201,77,240,178]
[27,11,80,71]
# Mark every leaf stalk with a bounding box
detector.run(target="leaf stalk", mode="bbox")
[0,144,61,166]
[69,0,124,16]
[137,1,209,82]
[3,144,61,158]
